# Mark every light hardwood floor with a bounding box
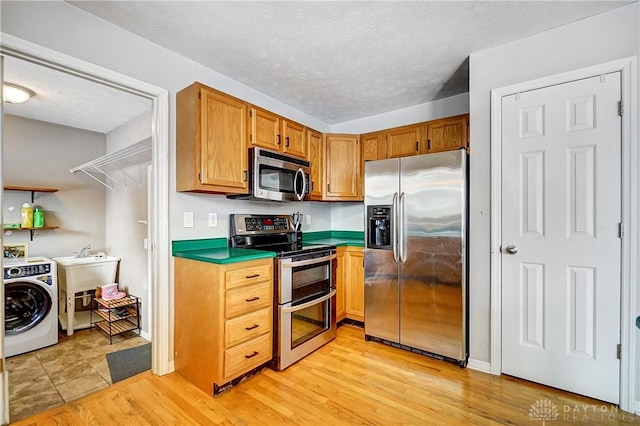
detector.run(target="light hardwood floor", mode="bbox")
[12,325,638,425]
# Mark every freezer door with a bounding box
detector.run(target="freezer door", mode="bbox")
[364,158,400,342]
[399,150,467,361]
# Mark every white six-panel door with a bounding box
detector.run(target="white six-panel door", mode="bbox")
[501,73,622,403]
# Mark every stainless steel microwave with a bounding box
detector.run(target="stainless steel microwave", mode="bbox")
[228,148,310,202]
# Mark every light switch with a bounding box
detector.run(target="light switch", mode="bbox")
[208,213,218,228]
[183,212,194,228]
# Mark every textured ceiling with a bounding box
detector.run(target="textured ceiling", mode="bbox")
[3,55,151,134]
[2,1,632,133]
[67,0,631,125]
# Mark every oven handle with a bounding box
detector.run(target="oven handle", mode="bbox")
[281,289,336,314]
[280,253,336,268]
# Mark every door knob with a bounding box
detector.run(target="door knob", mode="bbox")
[504,245,518,255]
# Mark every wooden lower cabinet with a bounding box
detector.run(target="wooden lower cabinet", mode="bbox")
[174,257,273,395]
[345,248,365,322]
[336,246,365,323]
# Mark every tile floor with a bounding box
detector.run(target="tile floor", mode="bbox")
[7,328,149,422]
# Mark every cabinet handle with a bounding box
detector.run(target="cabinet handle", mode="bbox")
[415,141,419,152]
[243,170,247,182]
[245,274,260,278]
[245,324,260,331]
[245,351,259,359]
[245,296,260,302]
[285,136,290,147]
[428,139,431,150]
[311,181,314,191]
[277,134,281,145]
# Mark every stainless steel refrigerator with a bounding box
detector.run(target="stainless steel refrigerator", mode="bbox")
[364,149,467,365]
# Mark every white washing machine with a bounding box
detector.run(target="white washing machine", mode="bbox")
[4,257,58,357]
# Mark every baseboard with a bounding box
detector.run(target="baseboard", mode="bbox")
[140,330,151,341]
[467,358,492,373]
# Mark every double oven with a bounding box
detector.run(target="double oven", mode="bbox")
[230,214,337,370]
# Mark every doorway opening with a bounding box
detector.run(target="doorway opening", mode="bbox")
[1,35,170,422]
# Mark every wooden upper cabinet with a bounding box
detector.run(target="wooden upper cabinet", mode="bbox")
[282,120,306,158]
[248,107,307,159]
[249,107,280,151]
[427,114,469,153]
[324,134,361,201]
[307,129,324,200]
[387,124,422,158]
[176,82,248,194]
[361,131,387,162]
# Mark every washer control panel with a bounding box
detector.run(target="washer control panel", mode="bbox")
[4,263,51,279]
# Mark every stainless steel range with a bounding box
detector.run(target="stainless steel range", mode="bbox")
[230,214,337,370]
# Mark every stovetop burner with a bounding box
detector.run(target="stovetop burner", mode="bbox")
[229,214,335,257]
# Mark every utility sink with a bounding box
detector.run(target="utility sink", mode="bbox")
[53,255,120,336]
[52,255,120,266]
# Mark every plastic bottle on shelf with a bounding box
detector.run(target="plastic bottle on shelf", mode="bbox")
[20,203,33,228]
[33,207,45,228]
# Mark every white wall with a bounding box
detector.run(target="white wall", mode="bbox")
[331,92,469,134]
[468,0,639,376]
[0,0,336,244]
[2,114,107,258]
[105,111,152,335]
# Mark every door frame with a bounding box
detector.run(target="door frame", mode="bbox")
[489,57,638,412]
[0,34,172,377]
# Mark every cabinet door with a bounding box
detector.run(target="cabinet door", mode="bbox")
[200,88,248,191]
[345,249,365,322]
[249,107,281,151]
[307,129,324,200]
[427,115,468,153]
[387,124,421,158]
[361,131,386,161]
[282,120,307,159]
[325,134,361,200]
[335,248,346,322]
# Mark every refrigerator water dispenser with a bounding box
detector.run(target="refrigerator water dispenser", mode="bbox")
[367,205,392,249]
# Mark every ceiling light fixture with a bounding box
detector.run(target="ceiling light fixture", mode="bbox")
[3,83,35,104]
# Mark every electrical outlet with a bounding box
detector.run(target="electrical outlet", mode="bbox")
[306,214,312,225]
[208,213,218,228]
[183,211,194,228]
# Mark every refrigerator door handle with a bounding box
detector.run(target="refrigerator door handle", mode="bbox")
[399,192,407,263]
[392,192,399,263]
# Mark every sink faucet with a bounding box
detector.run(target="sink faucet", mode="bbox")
[74,244,91,258]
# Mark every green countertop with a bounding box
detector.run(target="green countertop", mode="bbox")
[172,238,275,265]
[303,231,364,247]
[172,231,363,265]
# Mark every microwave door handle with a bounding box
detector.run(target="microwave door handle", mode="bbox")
[281,289,337,314]
[294,168,305,201]
[281,253,337,268]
